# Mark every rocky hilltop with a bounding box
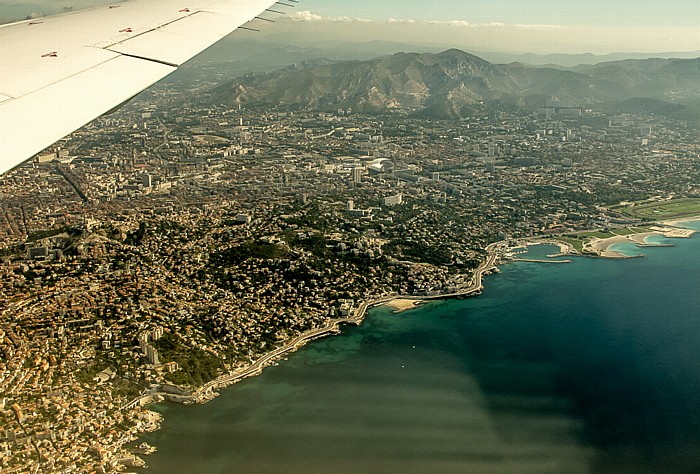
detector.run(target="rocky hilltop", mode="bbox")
[211,49,700,120]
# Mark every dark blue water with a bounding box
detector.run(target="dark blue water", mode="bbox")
[139,225,700,473]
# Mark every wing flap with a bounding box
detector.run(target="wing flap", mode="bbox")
[0,45,123,100]
[0,0,290,174]
[106,2,278,66]
[0,56,174,175]
[204,0,282,18]
[0,1,194,99]
[106,12,235,66]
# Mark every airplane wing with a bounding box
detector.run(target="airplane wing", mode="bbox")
[0,0,291,175]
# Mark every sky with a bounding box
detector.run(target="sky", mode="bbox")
[1,0,699,54]
[272,0,700,54]
[304,0,700,27]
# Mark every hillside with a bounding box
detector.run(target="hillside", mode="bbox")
[210,49,700,119]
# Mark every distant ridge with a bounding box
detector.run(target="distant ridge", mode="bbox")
[482,50,700,68]
[210,49,700,120]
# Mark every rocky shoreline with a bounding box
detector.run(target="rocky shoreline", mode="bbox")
[117,219,700,468]
[120,243,501,468]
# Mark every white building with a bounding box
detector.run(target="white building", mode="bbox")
[383,193,403,206]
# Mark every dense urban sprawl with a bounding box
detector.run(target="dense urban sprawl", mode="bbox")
[2,81,700,472]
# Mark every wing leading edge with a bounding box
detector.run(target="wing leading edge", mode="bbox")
[0,0,287,175]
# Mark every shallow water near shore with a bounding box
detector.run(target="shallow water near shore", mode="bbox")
[138,225,700,473]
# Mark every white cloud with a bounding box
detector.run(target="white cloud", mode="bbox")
[387,18,416,24]
[289,11,323,22]
[427,20,559,29]
[442,20,505,27]
[513,24,563,30]
[285,12,558,29]
[442,20,474,27]
[330,15,373,23]
[288,11,373,23]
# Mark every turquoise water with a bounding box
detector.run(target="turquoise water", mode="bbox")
[139,227,700,473]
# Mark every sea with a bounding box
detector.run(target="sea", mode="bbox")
[137,221,700,474]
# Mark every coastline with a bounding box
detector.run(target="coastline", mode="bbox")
[156,218,699,404]
[180,220,700,401]
[384,298,425,313]
[662,215,700,227]
[586,233,656,258]
[123,243,501,466]
[586,225,696,258]
[125,219,700,467]
[488,219,700,265]
[140,219,700,473]
[191,242,499,401]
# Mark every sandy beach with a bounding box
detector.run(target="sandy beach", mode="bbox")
[384,298,422,312]
[587,234,653,258]
[662,215,700,227]
[585,226,696,258]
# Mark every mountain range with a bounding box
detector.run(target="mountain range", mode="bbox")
[210,49,700,120]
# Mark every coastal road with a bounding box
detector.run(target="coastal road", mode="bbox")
[194,247,500,398]
[135,245,502,405]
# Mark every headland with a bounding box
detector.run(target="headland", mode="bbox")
[510,219,699,260]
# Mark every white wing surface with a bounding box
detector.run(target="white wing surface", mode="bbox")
[0,0,287,175]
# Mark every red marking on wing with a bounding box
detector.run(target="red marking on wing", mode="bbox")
[41,52,58,58]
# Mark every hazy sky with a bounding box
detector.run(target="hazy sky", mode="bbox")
[1,0,699,54]
[264,0,700,54]
[303,0,700,26]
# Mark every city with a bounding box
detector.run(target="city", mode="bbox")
[2,76,700,472]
